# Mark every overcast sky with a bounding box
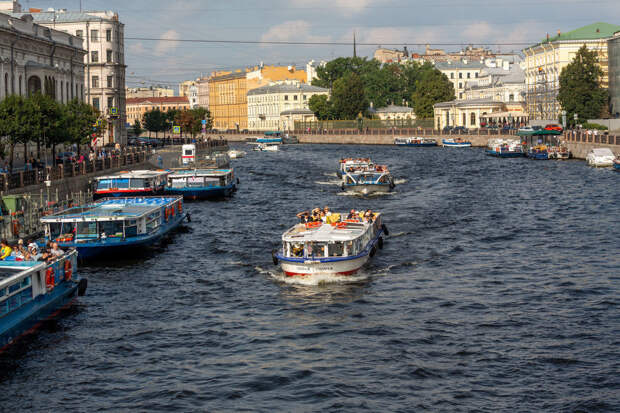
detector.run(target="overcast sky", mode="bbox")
[35,0,620,87]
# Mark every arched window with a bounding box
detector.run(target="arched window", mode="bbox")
[461,112,466,126]
[509,94,514,102]
[470,112,476,126]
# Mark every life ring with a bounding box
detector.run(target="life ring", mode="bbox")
[11,219,20,236]
[305,222,321,229]
[45,267,55,291]
[336,222,347,229]
[64,260,72,281]
[178,202,183,213]
[165,208,169,222]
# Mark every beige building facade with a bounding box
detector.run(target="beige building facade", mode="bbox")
[126,86,174,99]
[126,96,189,126]
[522,22,620,121]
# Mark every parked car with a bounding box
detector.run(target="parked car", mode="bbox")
[442,126,454,133]
[55,151,77,164]
[545,124,563,132]
[452,126,469,134]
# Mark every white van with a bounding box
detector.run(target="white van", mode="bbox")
[181,144,196,165]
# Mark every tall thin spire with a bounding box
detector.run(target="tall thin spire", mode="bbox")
[353,31,357,58]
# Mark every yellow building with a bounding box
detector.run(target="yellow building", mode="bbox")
[126,96,190,127]
[522,22,620,121]
[209,65,307,131]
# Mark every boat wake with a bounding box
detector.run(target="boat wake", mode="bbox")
[394,178,407,185]
[315,180,343,186]
[337,191,398,197]
[257,266,372,286]
[323,172,339,178]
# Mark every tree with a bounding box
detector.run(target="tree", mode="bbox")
[308,94,334,120]
[412,68,455,119]
[0,96,40,172]
[312,57,381,89]
[330,73,368,120]
[557,45,608,126]
[30,93,61,159]
[143,109,167,138]
[65,98,98,155]
[175,110,196,137]
[131,119,143,137]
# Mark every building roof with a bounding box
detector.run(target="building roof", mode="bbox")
[248,82,328,95]
[210,71,246,82]
[434,98,502,108]
[542,22,620,43]
[11,10,119,23]
[280,108,314,115]
[126,96,189,105]
[374,104,413,113]
[435,60,485,70]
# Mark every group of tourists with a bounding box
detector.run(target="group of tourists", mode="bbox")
[296,207,377,225]
[0,238,65,262]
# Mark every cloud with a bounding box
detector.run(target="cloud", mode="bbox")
[260,20,332,45]
[290,0,387,16]
[154,30,180,57]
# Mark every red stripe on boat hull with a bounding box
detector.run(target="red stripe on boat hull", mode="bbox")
[284,268,360,277]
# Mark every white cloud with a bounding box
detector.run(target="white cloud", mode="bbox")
[154,30,181,57]
[291,0,387,16]
[260,20,331,45]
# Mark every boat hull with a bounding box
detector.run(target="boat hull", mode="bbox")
[396,142,437,147]
[257,138,282,144]
[343,184,392,195]
[527,152,549,160]
[93,189,163,199]
[442,141,472,148]
[165,183,236,200]
[485,150,524,158]
[0,280,80,351]
[54,214,186,259]
[614,162,620,171]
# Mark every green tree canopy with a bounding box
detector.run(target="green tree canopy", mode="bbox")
[30,93,61,158]
[143,109,167,137]
[331,73,368,120]
[312,57,381,89]
[0,95,40,171]
[131,119,143,137]
[412,68,455,119]
[557,45,608,126]
[308,95,334,120]
[65,98,99,152]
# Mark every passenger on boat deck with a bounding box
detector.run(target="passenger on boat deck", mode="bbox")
[296,211,310,223]
[0,239,12,260]
[28,243,41,261]
[323,206,331,216]
[347,209,359,220]
[51,243,65,258]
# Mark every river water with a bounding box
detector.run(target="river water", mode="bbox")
[1,144,618,412]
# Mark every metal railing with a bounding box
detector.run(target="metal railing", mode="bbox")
[563,130,618,146]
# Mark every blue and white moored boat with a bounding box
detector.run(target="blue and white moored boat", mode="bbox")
[342,165,395,195]
[485,139,524,158]
[273,212,387,277]
[39,197,186,259]
[442,138,472,148]
[165,169,237,200]
[257,131,282,144]
[394,137,437,147]
[93,170,169,199]
[527,145,549,160]
[1,250,86,350]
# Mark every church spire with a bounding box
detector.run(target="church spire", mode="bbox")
[353,31,357,58]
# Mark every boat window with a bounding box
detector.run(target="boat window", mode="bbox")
[97,179,111,189]
[205,178,219,187]
[48,223,63,238]
[130,178,146,189]
[112,178,130,189]
[100,221,124,238]
[187,177,205,187]
[184,149,194,156]
[77,221,98,239]
[328,242,344,257]
[124,223,138,237]
[171,178,187,188]
[289,242,303,257]
[306,242,327,258]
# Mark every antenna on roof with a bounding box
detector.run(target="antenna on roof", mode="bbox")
[79,0,82,12]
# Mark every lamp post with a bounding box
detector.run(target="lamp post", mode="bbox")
[561,110,567,129]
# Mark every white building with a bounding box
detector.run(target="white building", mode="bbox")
[0,12,85,102]
[306,60,325,84]
[247,80,329,131]
[435,59,485,100]
[126,86,174,99]
[196,76,209,109]
[10,5,127,145]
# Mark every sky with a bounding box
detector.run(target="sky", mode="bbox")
[29,0,620,88]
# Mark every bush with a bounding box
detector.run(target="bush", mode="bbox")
[581,122,608,130]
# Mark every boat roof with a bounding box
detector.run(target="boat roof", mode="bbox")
[168,169,232,177]
[94,170,169,180]
[282,216,378,243]
[40,196,182,222]
[590,148,614,156]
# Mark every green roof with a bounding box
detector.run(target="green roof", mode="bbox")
[542,22,620,43]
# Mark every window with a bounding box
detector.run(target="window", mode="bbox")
[284,95,288,101]
[470,112,476,126]
[106,49,112,63]
[467,72,470,79]
[90,30,99,42]
[92,97,100,110]
[107,75,113,88]
[459,92,463,99]
[451,73,454,79]
[475,72,479,78]
[91,51,98,63]
[107,96,114,108]
[458,82,462,89]
[92,76,99,88]
[76,30,83,38]
[106,29,112,42]
[509,94,514,102]
[303,95,307,100]
[462,113,466,125]
[294,95,298,101]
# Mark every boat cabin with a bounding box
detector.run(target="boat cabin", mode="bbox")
[40,197,183,244]
[281,215,382,259]
[182,144,196,165]
[167,169,234,189]
[94,170,168,197]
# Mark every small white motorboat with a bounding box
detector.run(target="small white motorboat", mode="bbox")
[342,164,395,195]
[273,211,388,277]
[586,148,615,167]
[228,149,246,159]
[442,138,472,148]
[253,143,279,152]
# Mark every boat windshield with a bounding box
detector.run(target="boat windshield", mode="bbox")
[99,221,124,238]
[112,178,130,189]
[130,178,148,189]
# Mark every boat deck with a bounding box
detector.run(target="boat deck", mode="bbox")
[283,220,370,242]
[41,197,181,222]
[168,169,232,178]
[95,170,168,180]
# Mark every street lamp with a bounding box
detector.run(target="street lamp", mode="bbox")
[561,110,567,129]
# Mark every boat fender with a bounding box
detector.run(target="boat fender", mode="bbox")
[341,183,345,191]
[237,178,240,185]
[64,260,72,281]
[45,267,55,291]
[186,212,191,222]
[378,237,384,249]
[78,278,88,297]
[382,224,389,236]
[272,250,278,266]
[370,246,377,257]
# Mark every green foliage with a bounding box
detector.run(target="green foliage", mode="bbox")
[308,95,334,120]
[143,108,167,137]
[581,122,608,130]
[65,99,99,146]
[312,57,380,89]
[558,45,608,126]
[331,73,368,120]
[0,95,40,171]
[412,69,455,118]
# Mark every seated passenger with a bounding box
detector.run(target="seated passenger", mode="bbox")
[28,243,41,261]
[50,243,65,257]
[346,209,357,220]
[0,239,12,260]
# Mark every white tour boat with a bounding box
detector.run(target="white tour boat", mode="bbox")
[273,212,388,277]
[228,149,246,159]
[394,137,437,147]
[586,148,615,167]
[442,138,472,148]
[338,158,373,177]
[342,164,395,195]
[253,143,279,152]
